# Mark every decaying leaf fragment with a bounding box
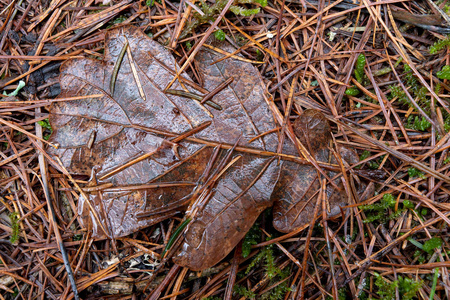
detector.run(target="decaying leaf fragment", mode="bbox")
[49,26,367,271]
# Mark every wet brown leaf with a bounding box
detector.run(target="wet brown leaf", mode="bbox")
[49,26,362,271]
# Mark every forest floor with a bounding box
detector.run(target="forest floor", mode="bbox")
[1,0,450,299]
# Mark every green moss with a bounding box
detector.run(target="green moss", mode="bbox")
[345,86,360,96]
[405,115,431,132]
[359,193,407,224]
[234,285,256,299]
[214,29,226,41]
[389,65,430,113]
[430,35,450,54]
[242,241,291,299]
[180,0,266,39]
[437,65,450,80]
[423,237,443,253]
[9,212,19,243]
[403,199,414,209]
[229,5,260,16]
[242,222,260,258]
[374,273,422,300]
[374,273,397,300]
[444,156,450,164]
[410,236,443,265]
[407,167,425,179]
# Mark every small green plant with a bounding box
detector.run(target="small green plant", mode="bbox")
[410,236,443,264]
[246,243,279,278]
[237,241,291,299]
[437,65,450,80]
[430,35,450,54]
[397,276,423,300]
[234,285,256,299]
[390,85,409,105]
[38,118,53,140]
[444,156,450,164]
[146,0,155,7]
[374,273,422,300]
[214,29,226,41]
[345,53,366,96]
[407,167,425,179]
[423,237,443,253]
[229,5,259,16]
[405,115,431,132]
[374,273,397,300]
[9,212,20,243]
[390,64,429,113]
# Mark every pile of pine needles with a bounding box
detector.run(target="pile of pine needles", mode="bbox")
[1,0,450,299]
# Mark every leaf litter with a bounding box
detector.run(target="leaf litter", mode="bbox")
[3,0,450,299]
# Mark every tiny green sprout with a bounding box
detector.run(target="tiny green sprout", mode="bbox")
[345,54,366,97]
[359,193,401,224]
[38,118,52,131]
[437,65,450,80]
[146,0,155,7]
[38,118,53,140]
[355,53,366,83]
[185,41,192,50]
[214,29,226,41]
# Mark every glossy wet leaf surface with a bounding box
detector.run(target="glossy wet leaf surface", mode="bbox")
[49,26,363,271]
